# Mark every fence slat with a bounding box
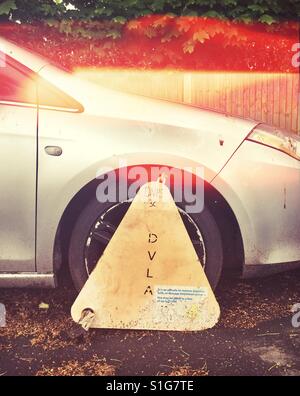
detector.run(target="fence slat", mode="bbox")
[76,69,300,134]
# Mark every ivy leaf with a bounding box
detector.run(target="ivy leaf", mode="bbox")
[224,27,239,39]
[237,13,253,24]
[140,9,153,16]
[223,0,237,5]
[161,29,180,43]
[127,20,141,30]
[204,24,224,37]
[176,18,192,33]
[0,0,16,15]
[166,12,176,18]
[2,0,298,29]
[259,14,276,25]
[94,6,113,17]
[112,16,127,24]
[122,0,139,7]
[149,0,166,12]
[193,30,210,43]
[105,30,122,40]
[40,4,57,16]
[182,10,198,17]
[45,19,59,28]
[59,21,73,35]
[248,4,266,14]
[183,40,195,54]
[152,16,169,28]
[202,10,224,19]
[144,26,157,38]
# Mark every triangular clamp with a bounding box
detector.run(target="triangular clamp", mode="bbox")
[71,181,220,331]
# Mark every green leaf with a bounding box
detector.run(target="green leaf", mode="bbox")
[259,14,277,25]
[112,16,127,24]
[94,6,113,16]
[248,4,266,14]
[45,18,59,28]
[237,14,253,24]
[223,0,237,5]
[182,9,198,17]
[140,9,153,16]
[0,0,16,15]
[149,0,166,12]
[2,0,298,27]
[40,4,55,16]
[202,10,223,19]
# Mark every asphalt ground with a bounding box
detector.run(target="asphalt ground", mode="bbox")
[0,268,299,376]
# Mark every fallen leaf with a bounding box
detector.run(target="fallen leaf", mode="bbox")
[38,302,49,310]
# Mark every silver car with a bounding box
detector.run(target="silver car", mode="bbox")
[1,37,300,291]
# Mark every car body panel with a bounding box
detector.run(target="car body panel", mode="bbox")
[0,273,56,288]
[36,103,257,274]
[0,104,37,272]
[1,37,300,287]
[34,61,259,275]
[212,140,300,265]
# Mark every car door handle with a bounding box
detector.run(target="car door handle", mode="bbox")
[44,146,63,156]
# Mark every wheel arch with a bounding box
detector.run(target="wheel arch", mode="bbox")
[204,183,244,274]
[54,173,244,278]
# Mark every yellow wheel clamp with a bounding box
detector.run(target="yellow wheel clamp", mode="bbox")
[71,179,220,331]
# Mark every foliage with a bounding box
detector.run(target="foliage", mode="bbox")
[0,1,298,72]
[0,0,299,23]
[0,16,298,72]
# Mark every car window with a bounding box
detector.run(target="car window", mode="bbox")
[0,54,36,104]
[37,77,83,112]
[0,51,83,112]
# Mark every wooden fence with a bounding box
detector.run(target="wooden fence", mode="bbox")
[76,69,300,134]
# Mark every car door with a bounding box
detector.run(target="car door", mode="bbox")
[0,53,37,272]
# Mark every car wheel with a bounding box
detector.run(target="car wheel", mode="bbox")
[69,193,223,292]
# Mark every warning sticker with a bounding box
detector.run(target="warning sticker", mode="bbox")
[155,286,208,304]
